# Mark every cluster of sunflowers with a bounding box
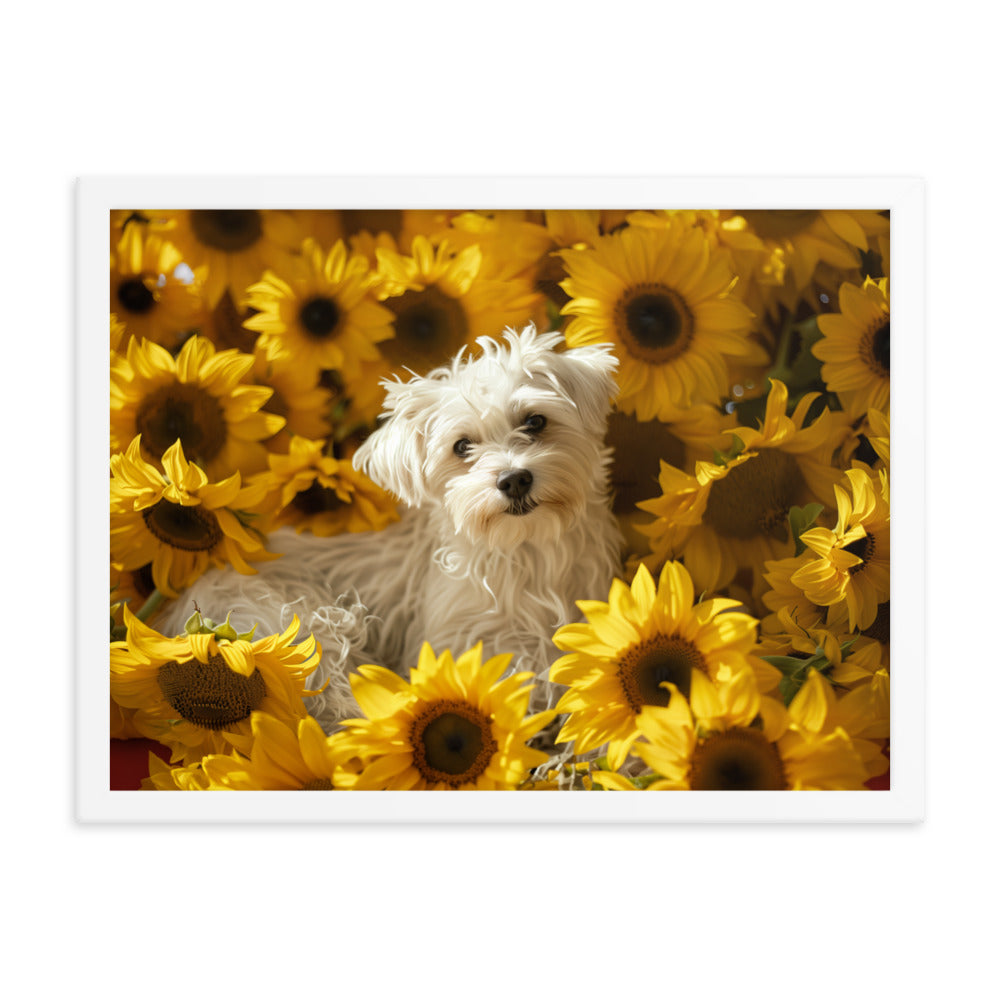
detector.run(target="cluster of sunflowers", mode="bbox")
[109,207,890,792]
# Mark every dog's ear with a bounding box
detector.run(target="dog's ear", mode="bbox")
[353,376,434,506]
[550,341,619,435]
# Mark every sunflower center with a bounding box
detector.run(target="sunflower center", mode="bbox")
[411,700,497,786]
[844,531,876,574]
[864,319,890,377]
[142,499,223,551]
[615,283,694,364]
[299,296,341,339]
[136,382,227,466]
[381,286,470,372]
[703,449,806,541]
[300,777,334,791]
[688,727,787,790]
[739,210,820,240]
[157,654,266,730]
[116,277,156,315]
[862,601,890,645]
[190,210,263,252]
[292,481,346,516]
[617,634,707,714]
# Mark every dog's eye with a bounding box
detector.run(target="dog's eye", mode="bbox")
[454,438,473,457]
[523,414,547,435]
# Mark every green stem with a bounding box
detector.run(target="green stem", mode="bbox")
[769,310,798,384]
[135,588,166,622]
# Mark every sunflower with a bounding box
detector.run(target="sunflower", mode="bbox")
[373,235,541,374]
[250,343,335,449]
[757,603,886,692]
[726,209,890,320]
[110,607,320,766]
[543,210,633,249]
[792,466,890,632]
[110,561,159,624]
[605,404,728,519]
[433,210,555,283]
[334,644,555,790]
[110,225,204,350]
[143,755,212,790]
[637,379,850,595]
[110,697,142,741]
[110,312,128,353]
[866,407,890,470]
[110,436,273,598]
[110,335,284,480]
[549,561,780,771]
[147,209,306,308]
[250,435,398,536]
[538,210,633,307]
[345,211,461,266]
[199,290,260,355]
[243,238,395,383]
[559,219,760,421]
[592,667,869,790]
[759,553,826,631]
[813,277,890,420]
[319,356,392,429]
[167,712,361,790]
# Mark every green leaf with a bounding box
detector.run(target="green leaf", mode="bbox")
[631,773,661,790]
[761,654,811,676]
[778,675,799,705]
[789,503,824,555]
[713,434,746,466]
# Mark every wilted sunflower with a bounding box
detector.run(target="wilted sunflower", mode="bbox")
[592,668,869,791]
[111,607,320,766]
[250,435,398,536]
[243,238,395,384]
[148,209,305,308]
[549,561,780,771]
[813,277,890,420]
[334,644,555,790]
[373,235,541,373]
[559,219,759,421]
[110,225,204,350]
[637,379,849,595]
[110,335,284,480]
[110,437,273,598]
[792,466,890,632]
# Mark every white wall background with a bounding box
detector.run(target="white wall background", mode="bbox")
[3,2,985,995]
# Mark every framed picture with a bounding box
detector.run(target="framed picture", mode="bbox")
[79,176,924,823]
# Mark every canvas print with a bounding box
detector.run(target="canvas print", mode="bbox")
[107,207,891,793]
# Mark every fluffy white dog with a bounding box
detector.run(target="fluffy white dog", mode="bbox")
[158,325,623,731]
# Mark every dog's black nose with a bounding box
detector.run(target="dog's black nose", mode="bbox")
[497,468,533,501]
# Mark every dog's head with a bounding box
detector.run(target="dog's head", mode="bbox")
[354,324,618,549]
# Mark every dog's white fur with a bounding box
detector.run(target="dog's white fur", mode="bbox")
[158,325,623,730]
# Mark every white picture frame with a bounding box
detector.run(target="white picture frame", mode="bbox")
[80,176,924,824]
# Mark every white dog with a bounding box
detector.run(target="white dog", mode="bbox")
[158,325,623,731]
